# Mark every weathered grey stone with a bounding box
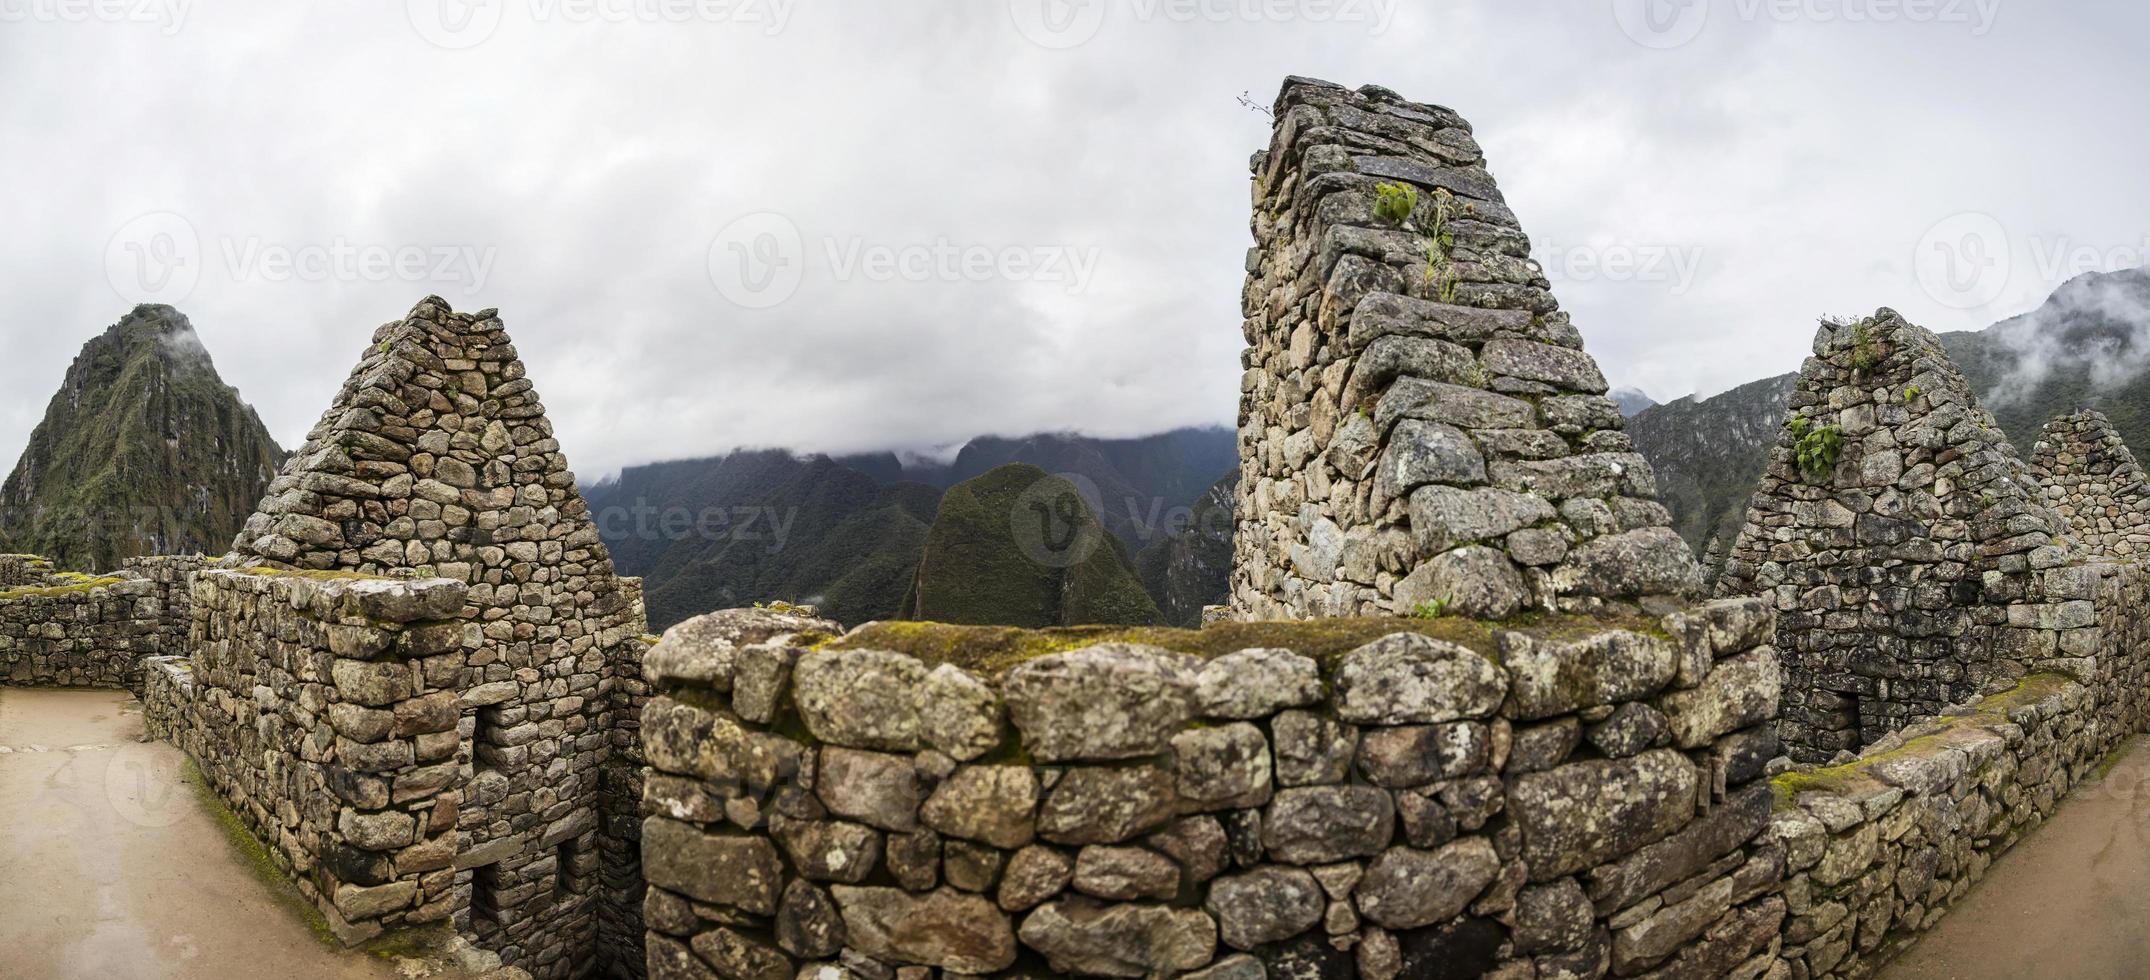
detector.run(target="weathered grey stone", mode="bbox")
[693,927,795,980]
[1585,701,1668,759]
[1146,816,1230,885]
[1355,722,1489,787]
[1408,485,1558,555]
[1501,630,1677,721]
[647,607,836,689]
[816,747,921,833]
[1038,765,1181,845]
[772,818,883,884]
[920,766,1039,850]
[1002,644,1201,762]
[1515,877,1593,954]
[1509,750,1698,880]
[1195,648,1323,719]
[1263,786,1395,864]
[1017,899,1218,978]
[1352,838,1500,930]
[1172,722,1274,810]
[643,817,784,915]
[1207,866,1326,950]
[829,886,1018,974]
[917,664,1003,761]
[1273,710,1357,786]
[1072,846,1181,901]
[1658,649,1781,748]
[777,880,845,959]
[1393,545,1527,619]
[998,845,1075,912]
[1333,633,1505,725]
[790,648,929,750]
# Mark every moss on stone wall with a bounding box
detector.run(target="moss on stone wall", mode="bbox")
[1771,672,2079,809]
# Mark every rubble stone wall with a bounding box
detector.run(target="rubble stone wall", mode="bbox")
[635,599,1790,980]
[0,554,200,689]
[1717,312,2075,761]
[1765,557,2150,977]
[0,553,55,587]
[220,297,649,978]
[144,568,473,943]
[2029,410,2150,560]
[1231,77,1698,623]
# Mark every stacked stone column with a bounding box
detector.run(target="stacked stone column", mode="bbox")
[1232,77,1697,622]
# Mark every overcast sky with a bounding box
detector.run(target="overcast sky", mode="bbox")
[3,1,2144,478]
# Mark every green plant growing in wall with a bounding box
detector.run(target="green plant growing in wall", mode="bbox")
[1793,422,1844,482]
[1847,322,1882,372]
[1372,182,1419,226]
[1902,385,1922,404]
[1413,597,1453,619]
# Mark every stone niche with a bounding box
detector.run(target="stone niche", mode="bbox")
[2030,409,2150,560]
[1232,77,1697,623]
[1717,310,2080,761]
[635,599,1788,980]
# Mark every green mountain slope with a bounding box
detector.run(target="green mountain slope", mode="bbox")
[1133,472,1237,627]
[0,306,284,571]
[903,463,1162,628]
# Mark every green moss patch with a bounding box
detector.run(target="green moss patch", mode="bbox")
[827,607,1667,676]
[0,575,125,600]
[1771,672,2078,809]
[181,759,337,948]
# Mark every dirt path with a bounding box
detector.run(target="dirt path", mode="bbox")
[1880,735,2150,980]
[0,686,409,980]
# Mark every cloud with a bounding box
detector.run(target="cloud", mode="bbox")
[3,2,2148,479]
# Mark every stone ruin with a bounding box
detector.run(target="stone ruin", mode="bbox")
[2029,409,2150,559]
[1716,311,2079,761]
[1231,78,1698,622]
[7,76,2150,980]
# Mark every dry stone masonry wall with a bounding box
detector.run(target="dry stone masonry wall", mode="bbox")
[145,569,473,942]
[636,601,1789,980]
[1717,311,2078,762]
[172,296,651,978]
[1231,77,1698,623]
[2029,410,2150,560]
[1763,557,2150,978]
[0,554,199,689]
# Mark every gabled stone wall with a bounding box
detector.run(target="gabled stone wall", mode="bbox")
[146,568,472,942]
[0,554,200,689]
[1231,77,1698,622]
[635,600,1788,979]
[216,296,650,977]
[2029,410,2150,559]
[1717,311,2076,761]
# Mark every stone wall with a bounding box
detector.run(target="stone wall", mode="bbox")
[1231,77,1698,622]
[145,568,472,942]
[1764,555,2150,977]
[2029,410,2150,560]
[0,554,200,689]
[220,296,650,978]
[1717,311,2076,761]
[635,599,1789,979]
[0,553,55,587]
